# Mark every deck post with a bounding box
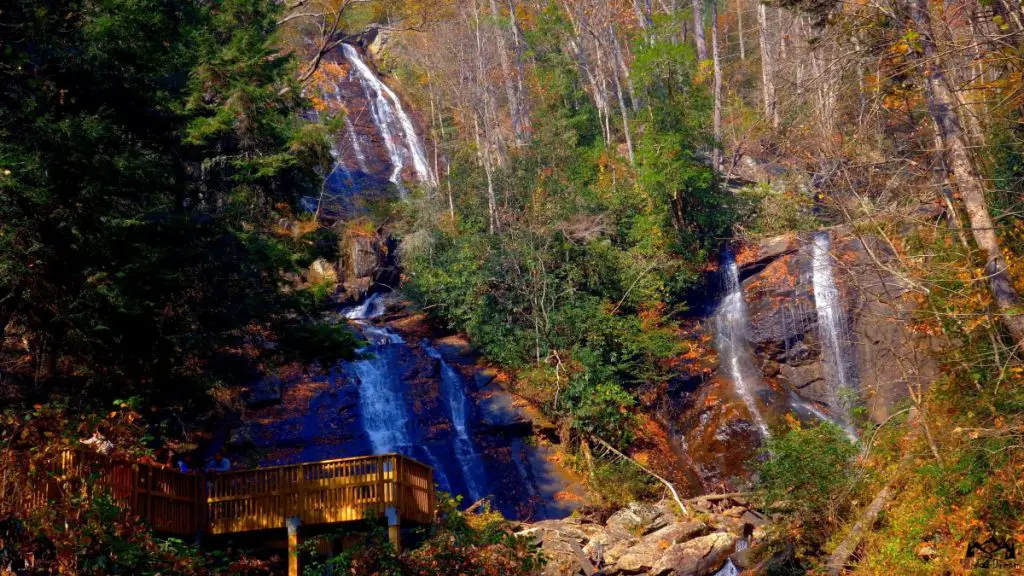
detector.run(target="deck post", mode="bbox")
[286,516,301,576]
[385,506,401,552]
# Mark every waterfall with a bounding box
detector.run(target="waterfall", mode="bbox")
[425,346,487,501]
[344,115,369,174]
[340,295,452,490]
[714,252,770,437]
[341,44,435,188]
[713,560,739,576]
[343,293,386,320]
[810,232,857,440]
[349,344,412,454]
[343,294,409,452]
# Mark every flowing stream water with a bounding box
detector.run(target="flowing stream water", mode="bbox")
[715,252,770,437]
[425,346,487,501]
[341,44,434,189]
[340,293,495,499]
[341,295,452,490]
[810,232,858,440]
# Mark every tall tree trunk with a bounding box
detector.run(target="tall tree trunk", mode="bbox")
[488,0,526,146]
[593,37,614,147]
[506,0,532,137]
[611,30,640,113]
[711,0,723,169]
[693,0,708,60]
[633,0,653,30]
[910,0,1024,344]
[609,28,635,165]
[482,138,498,234]
[736,0,746,59]
[757,2,779,127]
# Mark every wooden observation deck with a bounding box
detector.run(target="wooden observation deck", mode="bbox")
[27,450,435,557]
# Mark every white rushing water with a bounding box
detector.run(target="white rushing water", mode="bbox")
[343,114,369,174]
[715,253,770,437]
[810,232,858,440]
[349,344,411,454]
[425,346,487,501]
[341,44,435,188]
[713,560,739,576]
[343,294,409,453]
[343,293,386,320]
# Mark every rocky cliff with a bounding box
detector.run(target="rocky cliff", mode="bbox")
[661,228,942,491]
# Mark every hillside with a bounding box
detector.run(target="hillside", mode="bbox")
[1,0,1022,575]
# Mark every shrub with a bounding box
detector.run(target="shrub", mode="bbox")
[756,422,859,554]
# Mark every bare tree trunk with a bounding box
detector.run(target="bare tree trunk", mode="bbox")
[506,0,532,137]
[611,30,639,113]
[827,485,894,574]
[610,28,635,165]
[633,0,653,29]
[488,0,526,146]
[693,0,708,60]
[594,38,614,147]
[471,0,498,233]
[736,0,746,59]
[910,0,1024,345]
[711,0,723,169]
[757,2,779,127]
[482,138,498,234]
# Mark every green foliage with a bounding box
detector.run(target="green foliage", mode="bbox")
[583,458,659,507]
[632,39,727,262]
[300,493,544,576]
[734,182,820,236]
[0,0,351,408]
[0,404,270,575]
[301,529,404,576]
[756,422,859,554]
[400,2,737,457]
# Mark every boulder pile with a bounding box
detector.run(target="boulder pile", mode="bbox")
[519,495,766,576]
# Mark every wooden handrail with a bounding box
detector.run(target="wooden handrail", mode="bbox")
[24,450,435,537]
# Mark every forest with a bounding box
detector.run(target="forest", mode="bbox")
[0,0,1022,574]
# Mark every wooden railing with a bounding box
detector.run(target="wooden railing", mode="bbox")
[206,454,434,534]
[24,451,434,538]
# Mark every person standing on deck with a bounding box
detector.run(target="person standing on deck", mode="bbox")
[205,451,231,473]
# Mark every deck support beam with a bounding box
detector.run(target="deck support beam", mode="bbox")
[386,506,401,552]
[286,517,301,576]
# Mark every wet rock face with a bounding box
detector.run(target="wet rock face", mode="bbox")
[227,304,583,522]
[310,44,436,218]
[669,377,763,491]
[329,231,400,302]
[660,229,941,493]
[737,231,939,422]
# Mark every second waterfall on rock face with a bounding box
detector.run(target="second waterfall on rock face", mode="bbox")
[424,346,487,502]
[810,232,858,440]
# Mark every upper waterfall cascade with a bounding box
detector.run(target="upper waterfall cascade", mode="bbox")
[340,44,435,190]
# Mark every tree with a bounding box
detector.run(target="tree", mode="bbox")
[757,1,779,127]
[0,0,355,405]
[711,0,724,169]
[693,0,708,60]
[906,0,1024,345]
